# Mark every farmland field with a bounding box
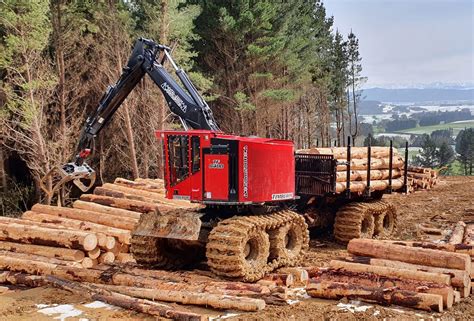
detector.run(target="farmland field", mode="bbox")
[395,120,474,135]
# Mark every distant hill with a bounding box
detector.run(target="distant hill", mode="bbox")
[362,88,474,103]
[359,100,384,115]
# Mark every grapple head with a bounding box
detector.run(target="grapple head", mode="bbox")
[40,162,96,200]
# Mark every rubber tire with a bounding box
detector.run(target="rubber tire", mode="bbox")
[334,203,376,243]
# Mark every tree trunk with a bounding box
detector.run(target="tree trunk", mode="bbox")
[307,280,443,312]
[79,194,160,214]
[47,275,205,321]
[344,256,471,297]
[0,222,97,251]
[31,204,138,230]
[0,241,84,261]
[22,211,131,244]
[311,268,453,308]
[329,260,451,285]
[92,283,265,312]
[114,178,165,193]
[73,200,141,220]
[347,239,472,273]
[0,148,6,193]
[335,178,404,193]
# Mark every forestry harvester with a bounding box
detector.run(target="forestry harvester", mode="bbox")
[43,38,407,281]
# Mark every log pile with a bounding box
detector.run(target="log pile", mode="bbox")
[0,177,308,317]
[406,166,439,192]
[296,147,405,194]
[306,239,472,312]
[0,177,198,268]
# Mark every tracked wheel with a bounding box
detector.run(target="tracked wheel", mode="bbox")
[334,203,376,243]
[206,210,308,282]
[269,215,308,265]
[130,235,203,269]
[374,201,397,237]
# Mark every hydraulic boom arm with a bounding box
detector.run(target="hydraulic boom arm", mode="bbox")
[41,38,219,196]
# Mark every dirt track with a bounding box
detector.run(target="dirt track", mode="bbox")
[1,176,473,320]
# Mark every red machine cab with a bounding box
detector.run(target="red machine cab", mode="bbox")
[157,130,295,205]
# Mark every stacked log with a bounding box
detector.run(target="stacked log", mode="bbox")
[0,178,189,270]
[406,166,439,192]
[296,147,405,195]
[306,239,472,311]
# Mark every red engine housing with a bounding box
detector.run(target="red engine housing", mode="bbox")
[157,130,295,205]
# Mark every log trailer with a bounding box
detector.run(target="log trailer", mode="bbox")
[45,38,408,281]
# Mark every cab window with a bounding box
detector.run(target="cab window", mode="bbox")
[168,135,189,186]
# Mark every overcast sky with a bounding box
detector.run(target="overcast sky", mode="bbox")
[324,0,474,88]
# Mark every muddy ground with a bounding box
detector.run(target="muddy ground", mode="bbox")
[1,176,473,320]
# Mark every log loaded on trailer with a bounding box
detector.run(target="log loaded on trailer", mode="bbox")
[42,38,408,282]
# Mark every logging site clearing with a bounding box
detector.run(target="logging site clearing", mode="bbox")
[0,175,473,321]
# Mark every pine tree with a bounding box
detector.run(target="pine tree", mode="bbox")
[456,128,474,175]
[346,30,365,145]
[437,141,454,167]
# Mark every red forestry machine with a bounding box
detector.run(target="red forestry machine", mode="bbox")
[43,39,408,281]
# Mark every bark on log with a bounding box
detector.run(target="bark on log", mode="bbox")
[73,200,142,220]
[31,204,137,231]
[262,273,293,287]
[0,271,48,287]
[0,250,83,268]
[407,166,431,173]
[114,178,166,194]
[311,268,454,308]
[306,280,443,312]
[102,183,197,208]
[0,222,97,251]
[94,187,159,205]
[344,256,470,289]
[297,147,399,160]
[449,221,467,244]
[382,240,474,256]
[46,276,206,321]
[22,211,131,245]
[418,225,442,235]
[0,255,275,298]
[335,178,404,193]
[92,283,265,312]
[329,260,451,285]
[347,239,471,273]
[79,194,160,214]
[0,241,84,262]
[335,156,404,171]
[336,169,402,182]
[134,177,165,188]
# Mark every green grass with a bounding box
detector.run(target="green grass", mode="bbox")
[395,121,474,135]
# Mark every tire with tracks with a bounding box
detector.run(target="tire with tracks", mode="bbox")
[333,200,396,243]
[206,210,309,282]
